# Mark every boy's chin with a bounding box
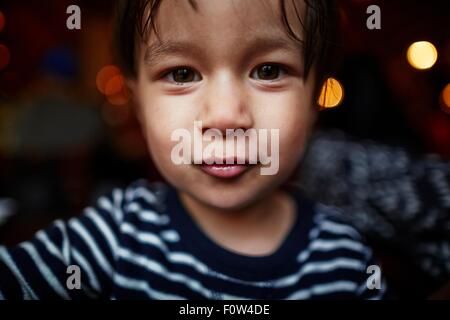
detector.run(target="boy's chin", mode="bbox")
[187,185,272,212]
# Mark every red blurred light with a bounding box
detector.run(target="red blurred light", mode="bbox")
[0,44,10,70]
[0,11,5,32]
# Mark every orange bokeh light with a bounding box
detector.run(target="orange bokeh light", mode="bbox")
[318,77,344,109]
[106,85,130,106]
[441,83,450,114]
[96,65,130,106]
[105,74,125,96]
[96,65,121,94]
[0,44,10,70]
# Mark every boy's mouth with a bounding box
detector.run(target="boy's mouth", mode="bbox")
[197,157,254,179]
[199,163,251,179]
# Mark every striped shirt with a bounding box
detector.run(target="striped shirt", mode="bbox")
[0,180,386,300]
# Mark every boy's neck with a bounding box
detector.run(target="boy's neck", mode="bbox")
[179,189,296,256]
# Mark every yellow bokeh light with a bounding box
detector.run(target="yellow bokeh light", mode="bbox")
[407,41,438,70]
[441,83,450,114]
[318,77,344,109]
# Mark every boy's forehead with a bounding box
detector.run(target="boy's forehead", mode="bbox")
[143,0,305,49]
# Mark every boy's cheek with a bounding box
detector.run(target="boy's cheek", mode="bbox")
[138,96,190,127]
[139,113,193,167]
[277,107,316,163]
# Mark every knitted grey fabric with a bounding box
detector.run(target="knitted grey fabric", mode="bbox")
[299,129,450,282]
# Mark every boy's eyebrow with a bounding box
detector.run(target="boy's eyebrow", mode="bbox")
[143,35,303,66]
[144,41,204,66]
[241,35,304,60]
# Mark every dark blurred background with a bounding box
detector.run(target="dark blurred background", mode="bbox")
[0,0,163,243]
[0,0,450,298]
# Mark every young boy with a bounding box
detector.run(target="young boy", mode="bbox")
[0,0,386,299]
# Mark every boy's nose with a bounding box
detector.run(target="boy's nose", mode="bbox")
[199,73,253,132]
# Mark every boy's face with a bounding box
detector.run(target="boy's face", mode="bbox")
[131,0,317,210]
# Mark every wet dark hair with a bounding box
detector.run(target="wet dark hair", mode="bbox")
[114,0,338,99]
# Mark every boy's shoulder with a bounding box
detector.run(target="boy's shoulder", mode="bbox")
[123,179,168,205]
[89,179,170,227]
[289,186,368,245]
[305,200,374,261]
[123,179,170,217]
[288,186,373,255]
[311,202,366,241]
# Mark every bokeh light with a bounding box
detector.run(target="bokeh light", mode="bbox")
[105,74,125,96]
[440,83,450,114]
[407,41,438,70]
[106,85,130,106]
[96,65,121,94]
[318,77,344,109]
[0,44,10,70]
[96,65,130,106]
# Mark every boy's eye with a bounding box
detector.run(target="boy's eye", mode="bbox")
[251,64,285,81]
[164,67,201,84]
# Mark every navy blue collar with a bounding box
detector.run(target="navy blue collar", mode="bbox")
[164,184,316,281]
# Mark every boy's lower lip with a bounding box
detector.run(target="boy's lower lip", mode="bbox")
[199,164,250,179]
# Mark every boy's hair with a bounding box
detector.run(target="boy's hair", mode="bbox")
[114,0,338,101]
